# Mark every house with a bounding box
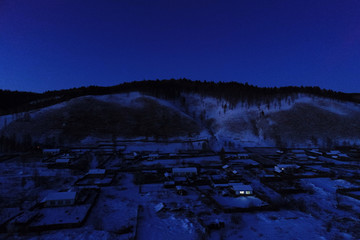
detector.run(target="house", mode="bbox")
[294,153,308,161]
[213,183,229,189]
[116,145,126,152]
[55,158,70,166]
[229,183,253,196]
[338,153,349,159]
[148,153,159,160]
[164,181,175,188]
[237,153,249,159]
[172,167,198,177]
[45,192,76,207]
[291,149,305,154]
[211,174,228,184]
[308,149,323,155]
[43,148,60,156]
[174,176,188,184]
[274,164,300,174]
[60,153,74,159]
[87,169,106,177]
[326,150,341,156]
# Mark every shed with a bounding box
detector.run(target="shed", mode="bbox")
[45,192,76,207]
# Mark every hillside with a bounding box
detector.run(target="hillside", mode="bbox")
[0,93,200,147]
[1,88,360,150]
[0,79,359,116]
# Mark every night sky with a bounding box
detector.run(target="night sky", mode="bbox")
[1,0,360,93]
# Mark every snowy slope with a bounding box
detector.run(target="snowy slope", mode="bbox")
[1,92,360,148]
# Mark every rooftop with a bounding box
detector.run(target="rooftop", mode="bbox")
[172,167,197,172]
[88,169,106,175]
[229,183,253,191]
[46,192,77,201]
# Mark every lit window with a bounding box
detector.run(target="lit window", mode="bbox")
[239,191,245,194]
[246,191,251,195]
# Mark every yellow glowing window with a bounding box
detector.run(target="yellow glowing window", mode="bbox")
[239,191,245,194]
[246,191,251,195]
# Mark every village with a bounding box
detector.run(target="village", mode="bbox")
[1,139,360,239]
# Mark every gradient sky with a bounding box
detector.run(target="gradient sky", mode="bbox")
[0,0,360,93]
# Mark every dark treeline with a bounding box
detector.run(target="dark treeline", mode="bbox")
[0,79,357,115]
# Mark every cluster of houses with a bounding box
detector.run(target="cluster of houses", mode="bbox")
[161,165,254,198]
[3,145,356,236]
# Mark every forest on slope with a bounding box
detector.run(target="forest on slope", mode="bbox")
[0,79,358,116]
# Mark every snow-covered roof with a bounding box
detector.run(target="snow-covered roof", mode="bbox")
[295,154,308,157]
[213,183,229,188]
[46,192,76,201]
[172,167,197,173]
[230,183,253,191]
[148,153,159,157]
[154,203,165,212]
[43,148,60,153]
[56,158,70,163]
[326,150,341,155]
[276,164,300,169]
[164,181,175,185]
[309,150,323,155]
[237,153,249,157]
[88,169,106,175]
[291,149,305,153]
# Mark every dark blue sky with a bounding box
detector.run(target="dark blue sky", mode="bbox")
[1,0,360,93]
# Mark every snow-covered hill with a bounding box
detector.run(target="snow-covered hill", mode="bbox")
[1,92,360,149]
